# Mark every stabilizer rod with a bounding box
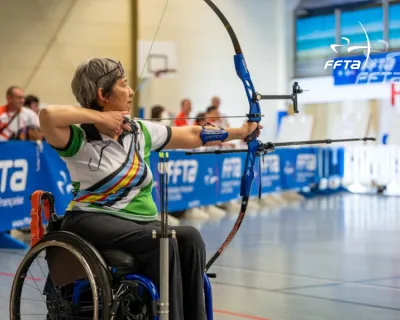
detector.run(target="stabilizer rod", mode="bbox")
[274,137,375,147]
[186,137,376,156]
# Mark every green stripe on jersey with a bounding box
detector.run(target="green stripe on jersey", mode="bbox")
[122,121,157,216]
[57,125,84,157]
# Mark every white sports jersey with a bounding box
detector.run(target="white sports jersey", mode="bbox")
[52,119,171,221]
[0,106,40,141]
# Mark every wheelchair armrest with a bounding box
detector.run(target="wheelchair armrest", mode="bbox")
[206,273,217,278]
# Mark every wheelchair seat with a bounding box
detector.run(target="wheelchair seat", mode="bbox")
[100,249,144,277]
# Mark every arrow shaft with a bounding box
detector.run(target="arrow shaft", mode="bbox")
[185,137,375,155]
[135,114,264,122]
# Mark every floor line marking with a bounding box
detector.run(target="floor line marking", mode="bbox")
[213,281,400,312]
[0,271,41,281]
[213,309,270,320]
[212,265,400,290]
[212,264,342,282]
[278,290,400,312]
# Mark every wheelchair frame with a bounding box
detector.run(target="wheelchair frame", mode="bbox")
[10,152,216,319]
[71,266,214,320]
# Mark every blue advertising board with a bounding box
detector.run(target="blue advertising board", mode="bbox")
[332,51,400,85]
[0,141,345,249]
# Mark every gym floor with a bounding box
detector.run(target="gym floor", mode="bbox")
[1,192,400,319]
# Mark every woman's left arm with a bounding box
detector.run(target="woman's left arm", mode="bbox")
[164,122,260,150]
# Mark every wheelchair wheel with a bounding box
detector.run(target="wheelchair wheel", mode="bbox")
[112,279,154,320]
[9,232,113,320]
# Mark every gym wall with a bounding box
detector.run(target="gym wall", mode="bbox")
[0,0,291,141]
[0,0,132,106]
[139,0,290,141]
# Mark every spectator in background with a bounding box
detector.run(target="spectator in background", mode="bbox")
[205,106,219,124]
[0,86,42,141]
[150,104,172,126]
[174,98,192,126]
[207,105,235,149]
[24,94,40,114]
[194,112,206,126]
[211,95,229,128]
[151,105,164,120]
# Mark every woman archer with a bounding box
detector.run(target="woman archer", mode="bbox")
[39,57,260,319]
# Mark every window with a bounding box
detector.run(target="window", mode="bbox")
[340,6,384,55]
[389,3,400,48]
[295,14,336,77]
[296,14,336,62]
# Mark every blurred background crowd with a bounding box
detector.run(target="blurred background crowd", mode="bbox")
[0,86,232,143]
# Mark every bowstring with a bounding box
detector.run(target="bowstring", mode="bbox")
[134,0,170,217]
[134,0,171,96]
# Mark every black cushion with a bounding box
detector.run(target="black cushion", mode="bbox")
[100,250,144,276]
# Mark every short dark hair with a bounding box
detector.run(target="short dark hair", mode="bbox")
[151,105,165,120]
[24,95,39,107]
[195,112,205,125]
[206,105,217,114]
[6,86,22,98]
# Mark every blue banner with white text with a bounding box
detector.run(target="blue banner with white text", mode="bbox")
[332,51,400,86]
[0,141,344,237]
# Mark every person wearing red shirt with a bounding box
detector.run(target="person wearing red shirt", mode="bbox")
[174,98,192,126]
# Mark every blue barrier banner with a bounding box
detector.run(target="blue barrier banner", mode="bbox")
[279,148,298,190]
[215,154,242,203]
[0,142,42,231]
[40,143,73,215]
[251,153,282,196]
[0,141,344,239]
[332,52,400,86]
[150,151,221,211]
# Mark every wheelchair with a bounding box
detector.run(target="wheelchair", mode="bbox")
[9,191,214,319]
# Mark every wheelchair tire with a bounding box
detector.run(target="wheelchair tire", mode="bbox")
[9,232,113,320]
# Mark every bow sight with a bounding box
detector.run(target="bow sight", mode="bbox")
[253,81,305,114]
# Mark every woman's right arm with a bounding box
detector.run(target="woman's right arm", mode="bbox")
[39,105,128,149]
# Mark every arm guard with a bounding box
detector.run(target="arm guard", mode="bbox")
[200,124,228,145]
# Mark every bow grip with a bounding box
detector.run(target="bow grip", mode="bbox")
[244,124,260,142]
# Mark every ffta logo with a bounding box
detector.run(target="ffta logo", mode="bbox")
[324,21,389,70]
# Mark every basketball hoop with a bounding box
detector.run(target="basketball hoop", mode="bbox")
[153,69,176,78]
[136,69,177,92]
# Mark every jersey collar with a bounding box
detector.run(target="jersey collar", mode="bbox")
[80,122,139,143]
[81,123,102,142]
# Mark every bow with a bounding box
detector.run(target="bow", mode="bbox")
[137,0,303,273]
[202,0,304,272]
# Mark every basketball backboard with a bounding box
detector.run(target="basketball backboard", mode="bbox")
[138,40,178,79]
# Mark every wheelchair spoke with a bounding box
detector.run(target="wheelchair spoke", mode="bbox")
[19,297,56,303]
[26,269,46,304]
[22,281,45,292]
[17,313,48,316]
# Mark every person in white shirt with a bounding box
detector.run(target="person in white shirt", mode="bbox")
[211,95,230,128]
[0,86,42,141]
[24,94,40,114]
